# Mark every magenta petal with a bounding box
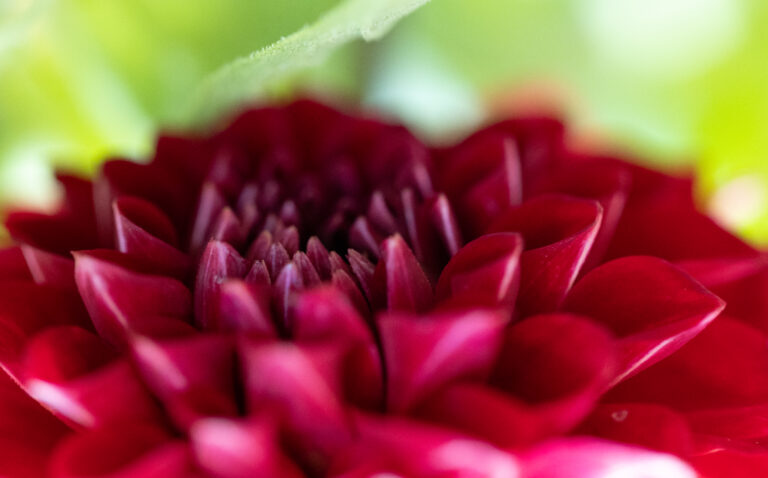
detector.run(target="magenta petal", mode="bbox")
[690,440,768,478]
[488,194,603,316]
[113,197,191,280]
[372,234,433,312]
[563,256,725,385]
[50,425,192,478]
[190,417,303,478]
[194,241,247,330]
[491,314,616,434]
[75,252,192,347]
[379,309,507,413]
[217,280,277,337]
[436,232,523,308]
[520,438,696,478]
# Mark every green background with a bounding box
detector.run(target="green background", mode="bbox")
[2,0,767,241]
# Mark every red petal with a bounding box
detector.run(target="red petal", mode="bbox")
[132,335,237,429]
[577,403,694,456]
[607,317,768,414]
[217,280,277,337]
[436,232,523,308]
[490,314,616,434]
[50,424,192,478]
[371,234,433,312]
[379,308,507,413]
[333,414,520,478]
[488,195,603,316]
[113,197,191,280]
[563,256,725,385]
[21,245,77,289]
[75,252,191,347]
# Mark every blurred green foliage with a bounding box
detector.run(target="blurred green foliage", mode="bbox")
[2,0,768,242]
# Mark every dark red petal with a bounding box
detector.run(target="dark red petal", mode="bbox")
[75,252,191,347]
[190,417,303,478]
[577,403,694,456]
[194,241,247,330]
[436,232,523,308]
[520,438,696,478]
[0,281,89,376]
[371,234,433,312]
[488,195,603,316]
[490,314,616,434]
[6,211,101,256]
[563,256,725,385]
[50,424,192,478]
[379,309,507,413]
[438,132,523,237]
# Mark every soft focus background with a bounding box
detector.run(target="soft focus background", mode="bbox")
[1,0,767,241]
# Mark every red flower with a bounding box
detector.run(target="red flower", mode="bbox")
[0,100,764,477]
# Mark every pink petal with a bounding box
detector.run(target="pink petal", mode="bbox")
[194,241,247,330]
[520,438,697,478]
[240,341,351,472]
[190,417,303,478]
[563,256,725,385]
[488,195,603,316]
[379,308,507,413]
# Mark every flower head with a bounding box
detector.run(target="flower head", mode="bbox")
[0,100,764,477]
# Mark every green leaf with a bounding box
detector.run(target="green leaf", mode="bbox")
[191,0,431,124]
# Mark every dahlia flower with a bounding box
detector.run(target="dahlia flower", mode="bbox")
[0,99,765,477]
